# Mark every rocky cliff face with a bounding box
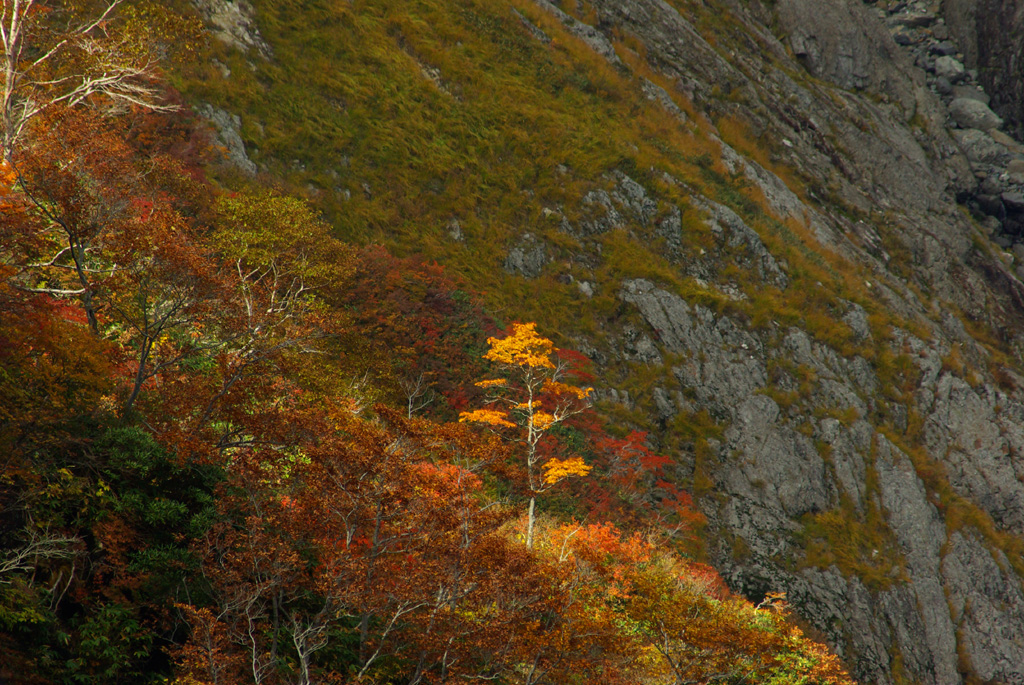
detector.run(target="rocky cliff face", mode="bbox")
[523,1,1024,682]
[190,0,1024,681]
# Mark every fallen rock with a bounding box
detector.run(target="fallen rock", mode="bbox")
[953,85,990,105]
[891,12,937,29]
[949,98,1004,130]
[1003,192,1024,213]
[930,41,958,57]
[989,129,1024,154]
[934,55,965,81]
[976,193,1004,216]
[952,128,1008,165]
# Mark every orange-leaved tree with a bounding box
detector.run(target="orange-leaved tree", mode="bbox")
[460,322,592,548]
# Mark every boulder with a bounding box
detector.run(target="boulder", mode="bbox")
[934,55,965,80]
[1003,191,1024,213]
[952,128,1008,164]
[952,84,990,105]
[949,98,1004,130]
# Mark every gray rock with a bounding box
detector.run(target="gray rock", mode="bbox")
[718,140,837,248]
[952,128,1009,165]
[892,12,937,29]
[1003,192,1024,213]
[641,78,687,122]
[952,85,991,105]
[192,0,272,58]
[511,8,551,43]
[578,189,624,235]
[503,233,548,278]
[611,172,658,226]
[893,31,915,46]
[981,175,1005,196]
[446,218,464,242]
[721,394,829,518]
[990,128,1024,153]
[949,97,1004,130]
[817,418,871,505]
[692,195,789,287]
[942,532,1024,683]
[976,193,1005,216]
[930,41,958,57]
[934,55,965,80]
[656,205,683,251]
[197,104,257,175]
[777,0,919,110]
[875,436,959,684]
[921,373,1024,531]
[617,279,767,418]
[531,0,620,65]
[842,302,873,341]
[792,569,894,681]
[212,58,231,79]
[619,324,662,364]
[652,386,676,420]
[942,0,1024,136]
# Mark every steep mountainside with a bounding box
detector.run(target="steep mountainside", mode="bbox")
[185,1,1024,682]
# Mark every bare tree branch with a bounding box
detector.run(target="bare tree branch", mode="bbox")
[0,527,79,582]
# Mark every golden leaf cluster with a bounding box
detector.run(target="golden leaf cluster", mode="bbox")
[458,408,516,428]
[543,379,592,400]
[484,322,555,369]
[530,411,555,431]
[542,456,593,485]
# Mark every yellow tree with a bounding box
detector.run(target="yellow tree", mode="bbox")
[460,322,592,548]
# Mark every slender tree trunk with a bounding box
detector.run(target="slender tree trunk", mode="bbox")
[79,287,99,334]
[526,496,536,549]
[69,237,99,334]
[122,336,152,417]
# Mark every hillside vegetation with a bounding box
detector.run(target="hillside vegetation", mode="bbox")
[171,1,1024,684]
[0,1,859,683]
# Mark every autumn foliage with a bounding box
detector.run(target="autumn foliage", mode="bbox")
[460,322,593,547]
[0,7,855,685]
